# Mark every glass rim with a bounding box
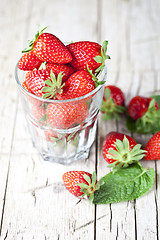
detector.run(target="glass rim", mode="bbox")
[15,63,107,103]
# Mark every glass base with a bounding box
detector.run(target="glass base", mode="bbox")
[27,116,97,165]
[41,149,90,165]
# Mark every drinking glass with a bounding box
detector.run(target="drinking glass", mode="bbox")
[15,66,107,165]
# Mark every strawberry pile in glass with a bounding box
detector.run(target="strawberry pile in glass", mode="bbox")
[16,27,110,164]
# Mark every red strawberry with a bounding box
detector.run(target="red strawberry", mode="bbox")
[22,79,32,92]
[31,104,47,123]
[102,131,146,172]
[22,28,72,64]
[47,101,88,129]
[101,85,126,120]
[57,70,95,100]
[128,96,159,120]
[44,62,75,82]
[18,51,42,71]
[44,130,60,142]
[25,69,64,99]
[62,171,98,201]
[33,33,72,64]
[67,40,110,72]
[25,69,50,97]
[22,79,43,107]
[144,131,160,160]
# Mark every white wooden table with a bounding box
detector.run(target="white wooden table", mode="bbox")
[0,0,160,239]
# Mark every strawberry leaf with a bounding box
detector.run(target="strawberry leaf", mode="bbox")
[94,56,103,63]
[42,70,65,99]
[101,94,126,121]
[107,136,146,172]
[126,97,160,134]
[39,113,48,123]
[95,40,110,73]
[151,94,160,108]
[22,26,47,53]
[104,87,111,99]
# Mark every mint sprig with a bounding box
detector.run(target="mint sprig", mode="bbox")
[93,163,155,204]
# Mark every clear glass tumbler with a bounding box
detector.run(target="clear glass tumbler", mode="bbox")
[15,66,107,165]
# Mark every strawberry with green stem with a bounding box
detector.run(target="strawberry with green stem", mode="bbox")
[62,171,103,202]
[39,61,76,83]
[26,69,65,99]
[102,132,146,172]
[18,51,42,71]
[101,85,126,121]
[127,96,160,134]
[67,40,110,73]
[57,70,96,100]
[22,27,72,64]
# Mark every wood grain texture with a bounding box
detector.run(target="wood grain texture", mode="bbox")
[0,0,160,239]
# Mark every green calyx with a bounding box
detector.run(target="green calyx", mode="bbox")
[87,65,105,87]
[77,171,104,203]
[136,98,160,133]
[22,26,47,53]
[94,40,111,73]
[42,70,65,99]
[101,88,126,120]
[107,136,147,173]
[39,61,47,70]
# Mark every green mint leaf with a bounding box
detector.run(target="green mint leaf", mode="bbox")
[93,163,155,204]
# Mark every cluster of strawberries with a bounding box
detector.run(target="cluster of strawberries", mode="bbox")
[18,27,110,129]
[63,130,160,199]
[63,86,160,199]
[17,27,160,201]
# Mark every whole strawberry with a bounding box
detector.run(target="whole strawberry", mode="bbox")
[47,101,88,129]
[63,171,101,202]
[128,96,159,120]
[22,79,43,107]
[18,51,42,71]
[25,69,65,98]
[67,40,110,72]
[57,70,95,100]
[22,27,72,64]
[102,131,146,172]
[127,96,160,134]
[101,85,125,120]
[144,131,160,160]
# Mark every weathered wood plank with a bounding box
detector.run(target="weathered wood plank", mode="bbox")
[0,0,99,239]
[133,72,158,240]
[0,0,33,237]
